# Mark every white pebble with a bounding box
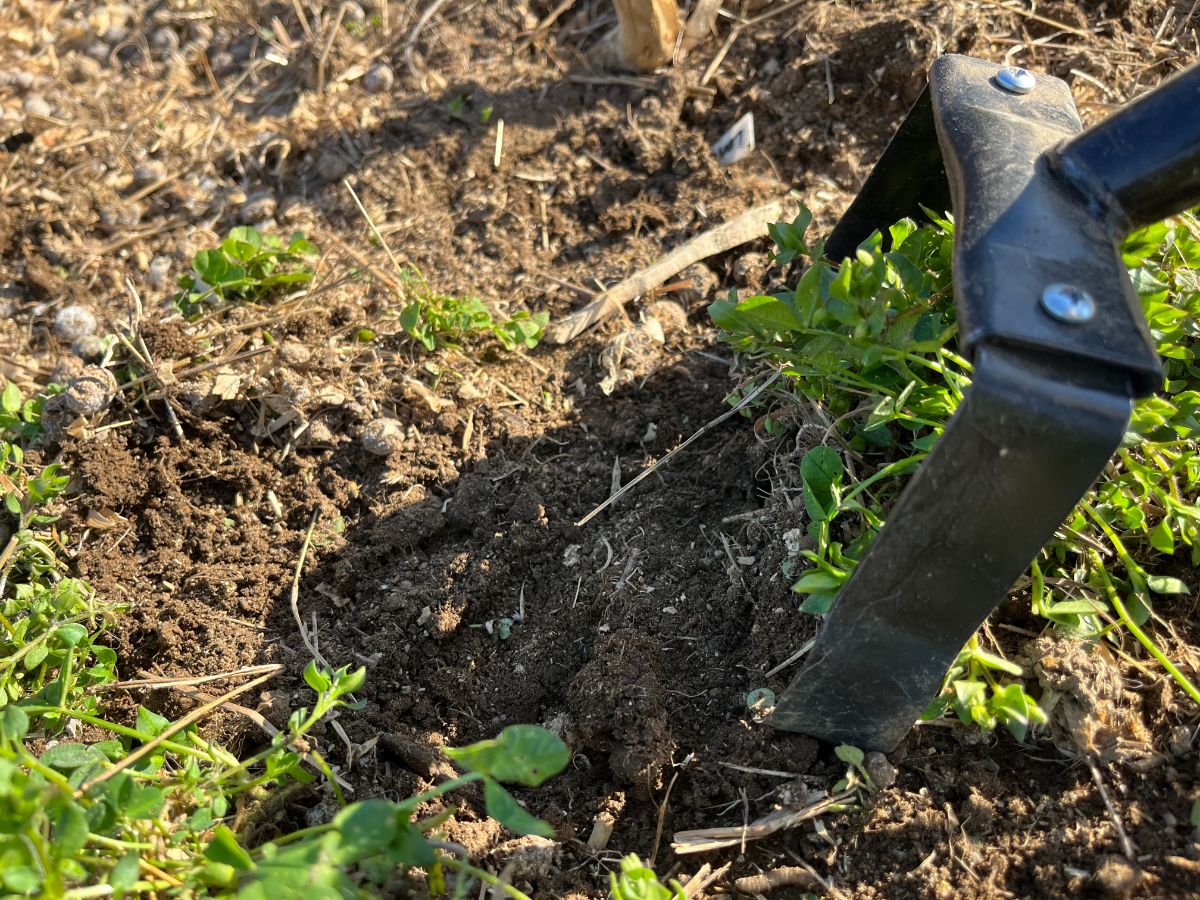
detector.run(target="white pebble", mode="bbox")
[361,418,405,456]
[363,64,394,94]
[22,95,52,119]
[147,256,173,289]
[53,305,98,341]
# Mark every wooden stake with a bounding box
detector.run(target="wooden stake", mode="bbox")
[592,0,681,72]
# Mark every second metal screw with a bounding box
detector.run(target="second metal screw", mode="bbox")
[1040,284,1096,323]
[996,66,1036,94]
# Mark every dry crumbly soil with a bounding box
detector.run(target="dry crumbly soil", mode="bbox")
[2,1,1200,897]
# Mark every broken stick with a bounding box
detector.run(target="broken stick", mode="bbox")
[545,196,795,344]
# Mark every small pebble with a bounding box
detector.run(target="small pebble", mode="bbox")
[241,191,277,223]
[53,305,98,342]
[133,159,167,184]
[361,418,405,456]
[64,366,117,416]
[71,336,106,361]
[363,63,394,94]
[342,1,367,21]
[732,251,770,288]
[674,262,719,304]
[644,299,687,334]
[277,340,312,369]
[22,95,52,119]
[864,751,897,789]
[147,256,173,289]
[316,150,350,181]
[1094,855,1141,897]
[67,55,103,82]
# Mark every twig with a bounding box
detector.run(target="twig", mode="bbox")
[77,668,279,796]
[672,788,855,854]
[576,373,780,526]
[344,178,408,282]
[291,511,333,670]
[546,197,795,344]
[650,767,681,866]
[405,0,452,84]
[316,3,348,93]
[514,0,578,53]
[96,664,281,692]
[493,118,505,169]
[765,638,816,678]
[1085,755,1137,860]
[125,278,184,439]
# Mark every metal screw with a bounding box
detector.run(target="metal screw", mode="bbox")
[1040,284,1096,323]
[995,66,1036,94]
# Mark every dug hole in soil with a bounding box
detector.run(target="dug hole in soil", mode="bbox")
[2,0,1199,896]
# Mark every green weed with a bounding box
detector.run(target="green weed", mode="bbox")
[713,205,1200,738]
[395,271,547,352]
[174,226,318,320]
[608,854,686,900]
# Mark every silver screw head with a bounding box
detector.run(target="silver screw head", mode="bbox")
[1041,283,1096,323]
[996,66,1036,94]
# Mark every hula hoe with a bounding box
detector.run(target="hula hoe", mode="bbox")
[768,56,1200,751]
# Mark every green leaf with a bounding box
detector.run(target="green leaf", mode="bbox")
[834,744,864,767]
[5,492,21,517]
[1146,575,1190,595]
[444,724,569,786]
[109,851,140,896]
[792,570,845,594]
[23,643,48,670]
[800,445,843,521]
[970,647,1023,677]
[799,590,838,615]
[227,226,263,249]
[1149,520,1176,554]
[1,705,29,741]
[303,660,331,693]
[392,821,437,867]
[1,382,21,415]
[3,867,41,894]
[205,825,255,871]
[136,705,171,737]
[126,784,166,819]
[51,801,90,859]
[193,249,229,285]
[483,777,554,837]
[41,742,94,769]
[1044,598,1106,616]
[55,623,88,648]
[731,294,804,333]
[331,799,399,862]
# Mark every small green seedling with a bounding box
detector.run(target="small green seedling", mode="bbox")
[833,744,876,794]
[173,226,318,319]
[609,854,686,900]
[395,273,548,352]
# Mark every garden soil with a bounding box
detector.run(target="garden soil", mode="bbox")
[2,0,1199,896]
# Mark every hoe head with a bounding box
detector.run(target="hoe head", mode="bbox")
[767,56,1200,751]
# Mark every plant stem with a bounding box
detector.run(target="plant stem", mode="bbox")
[1090,550,1200,705]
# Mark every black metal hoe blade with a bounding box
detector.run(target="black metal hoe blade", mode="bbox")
[768,55,1200,751]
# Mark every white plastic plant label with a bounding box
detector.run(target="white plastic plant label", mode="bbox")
[711,112,755,166]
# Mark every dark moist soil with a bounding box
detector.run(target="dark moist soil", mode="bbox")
[2,0,1199,897]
